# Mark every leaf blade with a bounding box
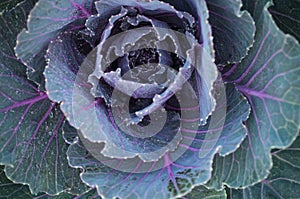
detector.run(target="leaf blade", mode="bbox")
[208,1,300,189]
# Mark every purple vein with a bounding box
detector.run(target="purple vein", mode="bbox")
[0,93,48,113]
[164,154,180,193]
[269,9,300,23]
[222,63,239,79]
[237,86,286,102]
[36,113,64,189]
[1,104,33,151]
[106,160,143,194]
[0,91,15,103]
[245,98,263,173]
[262,180,285,199]
[245,49,282,87]
[8,103,56,177]
[125,162,158,198]
[234,28,271,83]
[144,167,166,197]
[70,0,91,17]
[55,115,61,192]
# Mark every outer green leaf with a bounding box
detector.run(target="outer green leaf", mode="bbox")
[241,0,269,17]
[0,0,29,14]
[0,166,75,199]
[15,0,94,89]
[0,1,86,195]
[0,77,86,195]
[206,0,255,65]
[209,1,300,189]
[183,186,226,199]
[227,134,300,199]
[0,0,36,78]
[2,105,86,195]
[75,189,101,199]
[243,0,300,42]
[269,0,300,42]
[0,165,36,199]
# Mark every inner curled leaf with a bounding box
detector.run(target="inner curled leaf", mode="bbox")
[44,0,218,162]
